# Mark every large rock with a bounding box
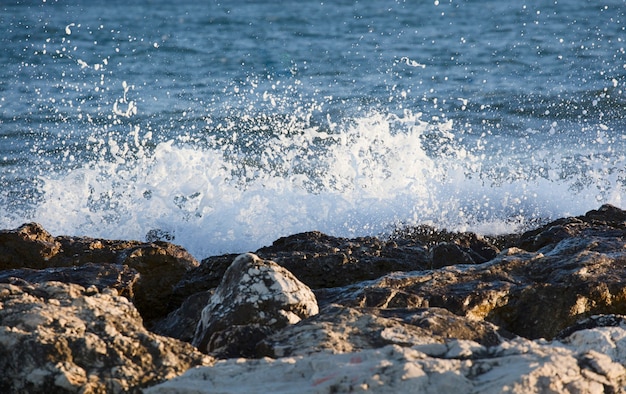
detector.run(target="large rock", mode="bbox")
[4,205,626,393]
[258,305,511,358]
[0,223,61,268]
[0,279,212,393]
[146,326,626,394]
[255,231,431,288]
[0,223,200,325]
[192,253,319,358]
[318,214,626,339]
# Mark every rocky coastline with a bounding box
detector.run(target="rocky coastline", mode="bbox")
[2,204,626,392]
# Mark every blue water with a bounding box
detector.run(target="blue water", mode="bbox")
[1,0,625,258]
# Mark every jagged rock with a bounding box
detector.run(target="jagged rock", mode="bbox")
[0,223,61,268]
[116,242,199,323]
[192,253,319,358]
[152,290,214,343]
[518,203,626,252]
[0,279,212,394]
[4,205,626,392]
[319,214,626,340]
[0,263,139,299]
[0,223,199,325]
[556,315,626,340]
[146,326,626,394]
[166,253,240,311]
[430,242,476,268]
[255,231,430,288]
[258,305,511,358]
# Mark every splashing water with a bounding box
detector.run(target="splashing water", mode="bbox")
[25,102,623,259]
[2,0,625,259]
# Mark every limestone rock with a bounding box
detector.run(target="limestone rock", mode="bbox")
[152,290,214,343]
[324,229,626,339]
[192,253,319,358]
[258,305,511,358]
[0,279,212,394]
[146,326,626,394]
[0,223,199,325]
[0,223,61,268]
[0,263,139,300]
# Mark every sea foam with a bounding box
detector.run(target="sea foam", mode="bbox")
[27,107,624,260]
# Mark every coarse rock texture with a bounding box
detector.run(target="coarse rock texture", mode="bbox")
[0,279,212,394]
[146,331,626,394]
[257,305,512,358]
[0,223,199,325]
[192,253,319,358]
[3,204,626,392]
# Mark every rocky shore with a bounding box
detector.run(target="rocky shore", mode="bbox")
[2,204,626,393]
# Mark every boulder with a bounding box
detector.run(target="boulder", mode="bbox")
[146,327,626,394]
[0,223,200,325]
[0,279,212,394]
[0,223,61,268]
[258,305,511,358]
[192,253,319,358]
[255,231,430,288]
[322,231,626,339]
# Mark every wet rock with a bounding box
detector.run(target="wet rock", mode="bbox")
[518,203,626,252]
[0,223,199,325]
[255,231,430,288]
[324,212,626,340]
[430,242,476,268]
[0,279,212,394]
[0,263,139,299]
[116,242,199,323]
[192,253,319,358]
[0,223,61,269]
[152,290,214,343]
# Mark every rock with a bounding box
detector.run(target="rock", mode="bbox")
[192,253,319,358]
[324,230,626,339]
[146,327,626,394]
[0,223,61,269]
[116,242,199,323]
[0,263,139,299]
[4,205,626,392]
[255,231,430,288]
[0,223,200,325]
[0,279,212,393]
[258,305,511,358]
[152,290,214,343]
[430,242,476,268]
[556,315,626,340]
[166,253,240,311]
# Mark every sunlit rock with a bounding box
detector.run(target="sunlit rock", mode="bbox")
[192,253,319,358]
[0,280,211,393]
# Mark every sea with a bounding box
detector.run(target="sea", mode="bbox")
[1,0,625,259]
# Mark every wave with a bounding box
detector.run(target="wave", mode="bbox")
[9,108,621,260]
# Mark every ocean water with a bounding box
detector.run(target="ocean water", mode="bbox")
[1,0,625,259]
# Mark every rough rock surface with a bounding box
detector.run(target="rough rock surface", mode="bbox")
[3,204,626,392]
[257,305,511,358]
[192,253,319,358]
[310,205,626,340]
[147,330,626,394]
[0,279,211,394]
[0,223,199,325]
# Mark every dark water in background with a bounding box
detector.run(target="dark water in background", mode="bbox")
[1,0,625,258]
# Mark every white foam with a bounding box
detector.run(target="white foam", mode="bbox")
[11,109,625,260]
